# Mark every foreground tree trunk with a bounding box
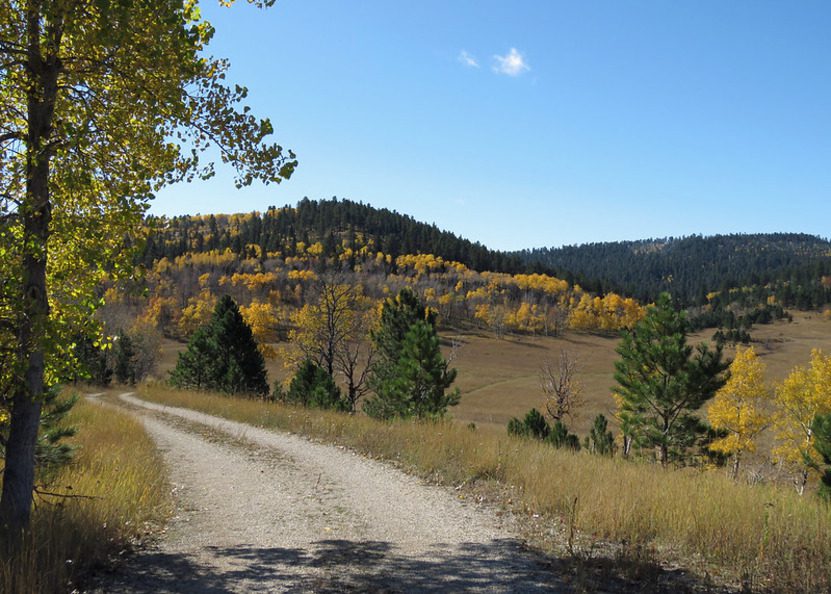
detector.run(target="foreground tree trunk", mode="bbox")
[0,5,59,534]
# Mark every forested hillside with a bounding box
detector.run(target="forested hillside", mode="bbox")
[131,201,831,347]
[518,233,831,309]
[141,197,523,273]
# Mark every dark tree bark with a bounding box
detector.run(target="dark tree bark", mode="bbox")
[0,3,60,534]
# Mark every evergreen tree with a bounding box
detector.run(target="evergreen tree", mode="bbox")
[365,290,458,420]
[508,408,550,440]
[1,387,77,486]
[810,414,831,502]
[613,293,728,465]
[73,336,112,386]
[587,414,616,456]
[113,330,137,385]
[549,420,581,451]
[507,408,580,450]
[170,296,269,398]
[33,389,78,484]
[280,359,348,411]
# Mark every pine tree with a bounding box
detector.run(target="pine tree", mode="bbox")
[281,359,347,411]
[810,414,831,502]
[365,290,458,420]
[390,321,460,419]
[613,293,728,465]
[508,408,550,440]
[113,330,137,385]
[170,296,269,398]
[588,414,616,456]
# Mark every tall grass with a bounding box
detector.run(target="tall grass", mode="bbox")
[0,396,169,593]
[140,384,831,593]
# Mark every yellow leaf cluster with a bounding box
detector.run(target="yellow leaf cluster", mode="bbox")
[239,301,279,358]
[707,347,770,456]
[772,349,831,470]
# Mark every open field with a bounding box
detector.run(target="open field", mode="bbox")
[155,311,831,438]
[452,312,831,434]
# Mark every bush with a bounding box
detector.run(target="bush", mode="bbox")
[280,359,348,411]
[508,408,580,450]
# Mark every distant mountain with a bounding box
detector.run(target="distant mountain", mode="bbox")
[142,197,524,274]
[516,233,831,308]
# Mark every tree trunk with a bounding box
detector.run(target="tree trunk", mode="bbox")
[0,5,58,534]
[658,443,669,467]
[730,455,741,481]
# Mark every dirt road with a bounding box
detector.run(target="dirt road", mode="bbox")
[88,393,565,593]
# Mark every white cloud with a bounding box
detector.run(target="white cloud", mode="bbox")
[458,50,479,69]
[492,48,530,76]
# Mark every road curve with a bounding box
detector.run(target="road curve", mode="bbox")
[87,393,564,593]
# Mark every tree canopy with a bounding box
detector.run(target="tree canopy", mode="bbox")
[170,295,269,397]
[365,289,459,420]
[0,0,295,531]
[613,293,728,465]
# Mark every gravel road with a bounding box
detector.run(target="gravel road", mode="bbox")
[88,393,566,593]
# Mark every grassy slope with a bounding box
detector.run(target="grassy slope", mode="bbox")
[155,312,831,438]
[0,395,169,594]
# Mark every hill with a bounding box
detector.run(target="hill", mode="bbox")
[143,201,831,317]
[141,196,524,274]
[517,233,831,309]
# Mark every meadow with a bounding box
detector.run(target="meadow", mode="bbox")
[155,310,831,438]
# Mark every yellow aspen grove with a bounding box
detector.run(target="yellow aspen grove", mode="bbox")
[772,349,831,494]
[240,301,281,359]
[707,347,771,479]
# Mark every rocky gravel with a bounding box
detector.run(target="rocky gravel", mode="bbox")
[86,393,566,593]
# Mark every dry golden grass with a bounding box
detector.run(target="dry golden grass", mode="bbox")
[451,313,831,435]
[0,395,170,594]
[153,312,831,439]
[141,383,831,593]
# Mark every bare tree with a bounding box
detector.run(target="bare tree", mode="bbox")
[290,273,376,411]
[540,350,582,422]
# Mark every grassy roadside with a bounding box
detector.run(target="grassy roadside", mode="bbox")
[0,394,170,594]
[139,383,831,593]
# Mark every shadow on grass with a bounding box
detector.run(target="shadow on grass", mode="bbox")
[86,537,728,594]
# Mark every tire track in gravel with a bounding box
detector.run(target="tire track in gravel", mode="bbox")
[88,393,567,593]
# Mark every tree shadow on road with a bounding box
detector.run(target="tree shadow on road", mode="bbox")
[87,537,730,593]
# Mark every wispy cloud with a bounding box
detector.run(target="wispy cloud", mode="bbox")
[492,48,530,76]
[458,50,479,69]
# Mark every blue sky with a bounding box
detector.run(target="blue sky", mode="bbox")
[152,1,831,251]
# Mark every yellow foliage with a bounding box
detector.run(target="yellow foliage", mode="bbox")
[239,301,279,358]
[287,269,318,282]
[513,273,569,295]
[772,349,831,472]
[231,271,277,291]
[306,241,324,257]
[707,347,771,461]
[136,295,178,330]
[177,290,216,337]
[102,286,122,305]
